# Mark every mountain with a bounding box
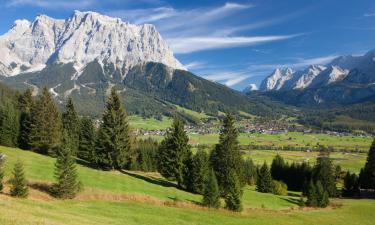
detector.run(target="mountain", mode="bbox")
[0,11,285,119]
[0,11,185,78]
[256,49,375,106]
[259,67,294,91]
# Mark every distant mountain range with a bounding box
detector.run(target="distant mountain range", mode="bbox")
[247,49,375,106]
[0,11,284,119]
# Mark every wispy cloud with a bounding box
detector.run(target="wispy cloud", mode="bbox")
[107,2,300,54]
[168,35,300,54]
[184,61,207,70]
[202,71,252,87]
[6,0,96,9]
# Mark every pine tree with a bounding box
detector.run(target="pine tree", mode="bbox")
[0,154,5,192]
[78,117,96,163]
[29,87,62,155]
[17,89,33,150]
[243,158,257,185]
[210,113,244,196]
[62,98,80,156]
[256,162,274,193]
[52,132,82,199]
[271,154,286,181]
[316,181,329,208]
[0,101,19,147]
[306,180,318,207]
[202,169,220,208]
[360,138,375,189]
[343,171,359,197]
[312,151,336,197]
[10,160,28,198]
[225,170,243,212]
[95,89,132,169]
[158,117,191,188]
[189,148,209,194]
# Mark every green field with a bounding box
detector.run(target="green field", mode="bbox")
[143,132,372,151]
[0,146,374,225]
[244,150,367,173]
[129,115,172,130]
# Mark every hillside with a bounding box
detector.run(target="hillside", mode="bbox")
[0,146,375,225]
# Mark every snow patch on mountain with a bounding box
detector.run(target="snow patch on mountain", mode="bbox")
[0,11,185,78]
[243,83,258,93]
[259,67,295,91]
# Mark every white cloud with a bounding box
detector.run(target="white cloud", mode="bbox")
[168,35,299,54]
[6,0,96,9]
[293,55,338,67]
[184,61,207,70]
[202,71,251,87]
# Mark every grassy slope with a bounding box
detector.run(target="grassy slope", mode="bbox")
[0,146,374,225]
[129,115,172,130]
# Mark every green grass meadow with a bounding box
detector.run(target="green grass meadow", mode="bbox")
[0,146,374,225]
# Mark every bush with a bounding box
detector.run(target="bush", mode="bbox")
[272,180,288,196]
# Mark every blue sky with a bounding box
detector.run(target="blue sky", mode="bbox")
[0,0,375,90]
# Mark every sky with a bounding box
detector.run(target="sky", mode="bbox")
[0,0,375,90]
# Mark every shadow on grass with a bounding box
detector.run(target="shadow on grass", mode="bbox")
[121,170,177,188]
[288,192,301,197]
[28,182,54,196]
[280,196,301,205]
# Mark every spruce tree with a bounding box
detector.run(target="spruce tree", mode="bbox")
[225,170,243,212]
[62,98,80,156]
[95,89,132,169]
[202,169,220,208]
[158,117,191,188]
[210,113,244,196]
[271,154,286,181]
[52,132,82,199]
[0,102,19,147]
[29,87,62,155]
[10,160,28,198]
[343,171,359,197]
[189,148,209,194]
[0,154,4,192]
[312,151,336,197]
[256,162,274,193]
[306,180,318,207]
[78,117,96,163]
[243,158,257,185]
[360,138,375,189]
[315,181,329,208]
[17,89,33,150]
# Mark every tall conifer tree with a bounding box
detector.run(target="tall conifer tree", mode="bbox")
[95,89,131,169]
[225,170,243,212]
[17,89,33,149]
[312,151,336,197]
[360,138,375,189]
[29,87,62,155]
[210,113,244,196]
[0,154,4,192]
[256,162,274,193]
[0,101,19,147]
[158,117,191,188]
[78,117,96,163]
[62,98,80,155]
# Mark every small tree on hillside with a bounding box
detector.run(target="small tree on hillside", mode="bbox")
[189,147,209,194]
[52,132,82,199]
[306,180,329,208]
[312,151,336,197]
[243,158,257,185]
[10,160,28,198]
[158,117,191,188]
[271,154,286,181]
[343,171,359,197]
[202,169,220,208]
[0,102,19,147]
[78,117,96,163]
[360,138,375,189]
[225,170,243,212]
[256,162,274,193]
